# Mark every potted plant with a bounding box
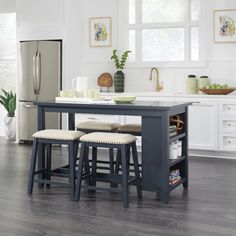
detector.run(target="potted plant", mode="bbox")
[0,89,16,141]
[111,49,131,92]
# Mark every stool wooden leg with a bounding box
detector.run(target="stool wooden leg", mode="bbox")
[109,148,114,174]
[91,147,97,190]
[132,143,143,200]
[38,143,46,188]
[27,139,38,195]
[84,146,91,186]
[121,145,129,208]
[46,144,52,188]
[115,149,121,174]
[69,142,76,201]
[109,148,116,187]
[126,147,131,176]
[75,143,86,201]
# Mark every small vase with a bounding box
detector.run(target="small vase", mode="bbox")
[114,70,125,93]
[4,116,16,141]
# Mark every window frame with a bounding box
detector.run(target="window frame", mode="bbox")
[117,0,206,68]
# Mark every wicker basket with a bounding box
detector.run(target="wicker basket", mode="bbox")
[199,88,236,95]
[170,115,184,134]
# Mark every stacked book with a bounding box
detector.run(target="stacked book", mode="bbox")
[169,169,181,185]
[169,125,177,137]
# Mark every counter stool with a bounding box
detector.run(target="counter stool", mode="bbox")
[27,129,85,200]
[76,121,121,178]
[75,132,142,208]
[116,124,142,174]
[118,124,142,136]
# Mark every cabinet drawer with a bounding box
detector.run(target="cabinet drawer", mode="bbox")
[219,133,236,152]
[219,101,236,116]
[219,117,236,132]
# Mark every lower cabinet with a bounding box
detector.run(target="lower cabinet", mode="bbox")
[219,100,236,151]
[77,94,236,153]
[187,100,218,150]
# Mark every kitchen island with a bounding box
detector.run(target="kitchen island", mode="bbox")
[36,100,191,203]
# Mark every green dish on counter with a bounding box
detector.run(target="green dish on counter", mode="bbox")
[113,96,136,104]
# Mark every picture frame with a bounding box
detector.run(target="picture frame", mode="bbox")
[89,17,112,47]
[214,9,236,43]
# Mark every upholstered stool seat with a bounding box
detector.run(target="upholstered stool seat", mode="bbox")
[80,132,137,144]
[28,129,85,200]
[118,124,142,136]
[33,129,84,140]
[76,121,121,132]
[75,132,142,208]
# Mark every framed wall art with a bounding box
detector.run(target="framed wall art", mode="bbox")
[89,17,112,47]
[214,9,236,43]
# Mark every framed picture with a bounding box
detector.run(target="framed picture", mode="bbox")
[89,17,112,47]
[214,9,236,43]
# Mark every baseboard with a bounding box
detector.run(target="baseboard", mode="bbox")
[189,149,236,160]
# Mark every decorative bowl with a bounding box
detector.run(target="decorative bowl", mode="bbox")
[199,88,236,95]
[113,96,136,104]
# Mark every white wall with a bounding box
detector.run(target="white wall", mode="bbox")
[63,0,117,90]
[63,0,236,93]
[0,0,15,13]
[15,0,236,93]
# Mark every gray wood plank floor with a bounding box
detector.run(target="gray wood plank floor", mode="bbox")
[0,137,236,236]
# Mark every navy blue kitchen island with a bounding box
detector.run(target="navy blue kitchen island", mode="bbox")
[36,100,191,203]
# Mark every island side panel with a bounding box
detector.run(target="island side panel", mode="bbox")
[142,112,168,192]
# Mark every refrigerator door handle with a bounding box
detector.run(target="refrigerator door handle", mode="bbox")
[36,52,41,95]
[33,54,38,95]
[23,104,37,109]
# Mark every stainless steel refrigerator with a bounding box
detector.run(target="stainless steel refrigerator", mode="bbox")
[18,40,62,142]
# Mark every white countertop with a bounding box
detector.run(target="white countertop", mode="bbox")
[101,91,236,99]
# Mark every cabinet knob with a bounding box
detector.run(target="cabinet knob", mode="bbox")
[227,106,231,110]
[228,140,231,144]
[228,123,232,127]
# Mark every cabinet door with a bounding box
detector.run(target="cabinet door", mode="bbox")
[188,101,218,150]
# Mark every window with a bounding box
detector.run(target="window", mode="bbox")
[118,0,205,67]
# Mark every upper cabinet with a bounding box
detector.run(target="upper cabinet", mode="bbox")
[16,0,64,40]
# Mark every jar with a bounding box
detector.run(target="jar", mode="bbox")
[176,140,182,156]
[186,74,197,94]
[169,142,178,160]
[198,76,210,92]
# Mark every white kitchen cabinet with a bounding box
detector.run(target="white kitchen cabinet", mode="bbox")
[128,96,219,151]
[219,100,236,152]
[187,100,218,150]
[219,133,236,152]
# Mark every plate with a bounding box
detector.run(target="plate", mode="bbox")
[199,88,236,95]
[113,96,136,104]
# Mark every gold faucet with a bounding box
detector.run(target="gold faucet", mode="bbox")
[149,67,163,92]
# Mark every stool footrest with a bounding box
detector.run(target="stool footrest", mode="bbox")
[82,185,122,193]
[95,172,134,184]
[33,169,47,175]
[34,179,70,186]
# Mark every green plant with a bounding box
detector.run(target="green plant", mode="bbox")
[0,89,16,117]
[111,49,131,71]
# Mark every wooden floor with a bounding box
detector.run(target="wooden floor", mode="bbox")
[0,138,236,236]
